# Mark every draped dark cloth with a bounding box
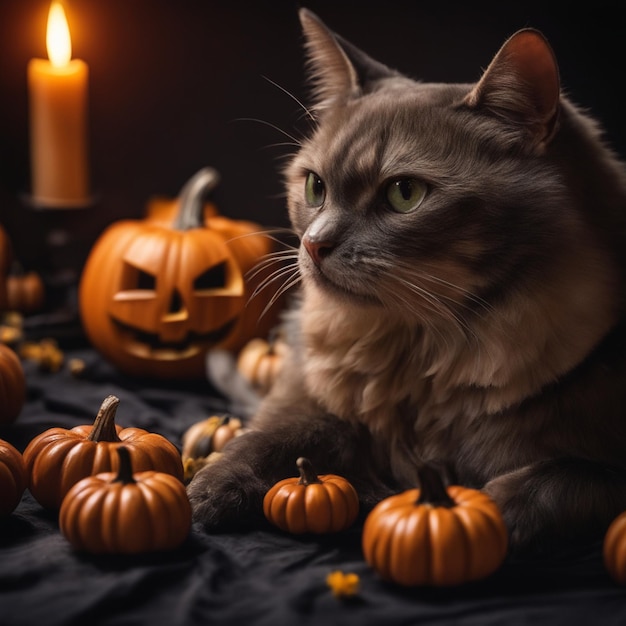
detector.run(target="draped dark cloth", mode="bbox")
[1,330,625,626]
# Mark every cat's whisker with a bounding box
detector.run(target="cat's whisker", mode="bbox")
[245,249,299,280]
[248,260,300,303]
[246,258,299,288]
[261,74,315,122]
[266,270,302,310]
[377,280,454,351]
[393,259,494,316]
[260,141,302,151]
[252,267,302,321]
[234,117,303,147]
[390,274,479,348]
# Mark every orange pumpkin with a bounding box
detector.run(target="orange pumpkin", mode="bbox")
[78,167,282,379]
[181,414,245,482]
[237,333,288,394]
[0,438,27,516]
[60,446,192,554]
[23,394,184,510]
[362,464,508,587]
[182,414,243,460]
[603,511,626,584]
[0,343,26,424]
[263,457,359,534]
[6,266,45,314]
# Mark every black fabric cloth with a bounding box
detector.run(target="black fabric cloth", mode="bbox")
[2,340,626,625]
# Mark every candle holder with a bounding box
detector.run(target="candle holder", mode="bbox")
[6,194,100,346]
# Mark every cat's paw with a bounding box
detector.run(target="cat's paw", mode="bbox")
[483,470,542,554]
[186,458,268,532]
[483,458,626,554]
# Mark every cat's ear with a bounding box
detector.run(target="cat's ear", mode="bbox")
[299,8,398,112]
[464,29,560,150]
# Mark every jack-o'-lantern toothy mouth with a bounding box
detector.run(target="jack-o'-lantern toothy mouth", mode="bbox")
[111,317,237,360]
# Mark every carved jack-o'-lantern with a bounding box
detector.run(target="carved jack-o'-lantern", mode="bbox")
[78,168,281,379]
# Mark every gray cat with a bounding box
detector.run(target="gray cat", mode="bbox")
[188,8,626,554]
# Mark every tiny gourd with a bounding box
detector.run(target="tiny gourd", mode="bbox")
[0,343,26,424]
[263,457,359,534]
[362,464,509,587]
[6,265,45,315]
[0,438,28,516]
[181,414,245,483]
[59,446,192,554]
[236,332,288,394]
[603,511,626,585]
[23,394,184,510]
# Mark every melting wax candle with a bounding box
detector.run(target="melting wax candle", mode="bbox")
[28,1,90,208]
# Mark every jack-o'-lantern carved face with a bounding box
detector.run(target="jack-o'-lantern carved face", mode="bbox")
[108,229,245,359]
[78,168,282,379]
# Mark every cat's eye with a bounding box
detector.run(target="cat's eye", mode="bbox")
[386,178,427,213]
[304,172,326,207]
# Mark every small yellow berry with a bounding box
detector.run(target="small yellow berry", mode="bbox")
[326,570,360,598]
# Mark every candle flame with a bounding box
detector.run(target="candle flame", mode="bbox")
[46,2,71,67]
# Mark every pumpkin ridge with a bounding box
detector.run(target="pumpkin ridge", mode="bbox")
[271,485,294,532]
[102,484,125,552]
[139,479,170,547]
[28,439,82,508]
[306,483,332,533]
[324,481,347,532]
[389,510,411,584]
[428,509,459,586]
[452,508,479,583]
[287,485,308,533]
[60,442,99,501]
[76,486,108,551]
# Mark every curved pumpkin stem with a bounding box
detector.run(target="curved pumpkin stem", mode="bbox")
[415,463,456,508]
[172,167,221,231]
[296,457,322,485]
[113,446,136,485]
[87,395,123,443]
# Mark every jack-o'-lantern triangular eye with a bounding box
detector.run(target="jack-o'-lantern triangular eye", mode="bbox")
[194,262,228,291]
[120,261,157,292]
[136,269,156,290]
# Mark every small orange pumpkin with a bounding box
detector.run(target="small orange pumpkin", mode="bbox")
[603,511,626,584]
[181,414,245,483]
[6,266,45,314]
[237,332,288,394]
[60,446,192,554]
[263,457,359,534]
[0,438,28,516]
[0,343,26,424]
[182,414,244,460]
[23,394,184,510]
[78,167,282,379]
[362,464,508,587]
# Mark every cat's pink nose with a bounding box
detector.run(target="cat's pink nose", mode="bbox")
[303,236,334,266]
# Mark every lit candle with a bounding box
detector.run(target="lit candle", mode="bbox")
[28,1,90,208]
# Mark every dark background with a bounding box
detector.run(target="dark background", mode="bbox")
[0,0,624,279]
